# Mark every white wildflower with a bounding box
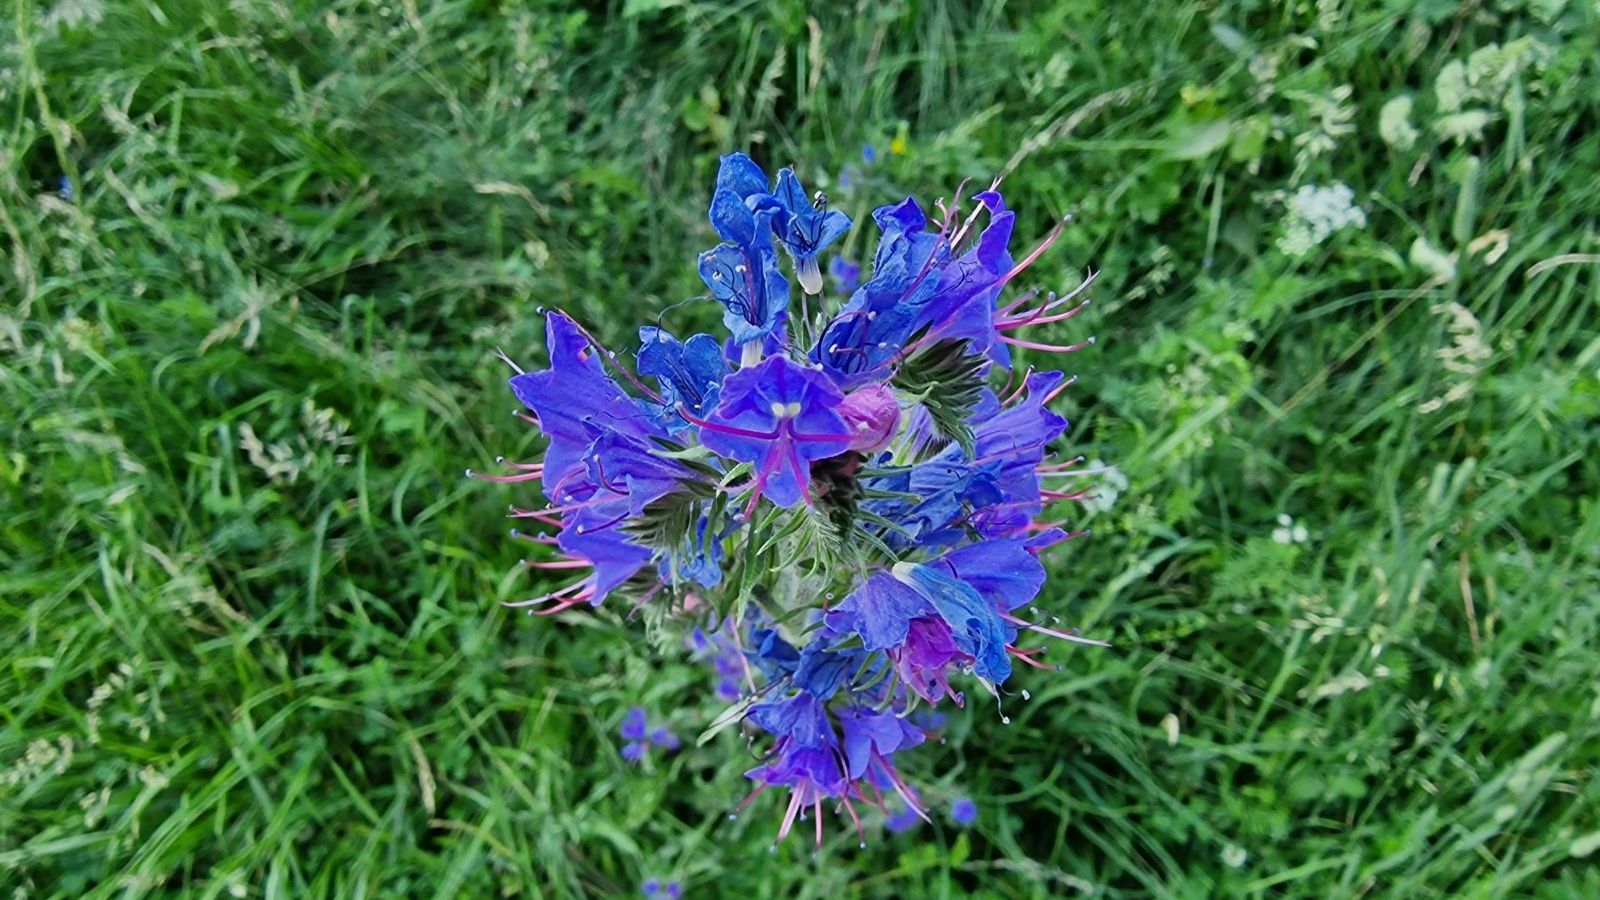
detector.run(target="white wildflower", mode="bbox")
[1309,670,1372,699]
[1434,110,1494,145]
[1409,237,1458,282]
[1466,38,1556,105]
[1435,60,1470,112]
[1272,514,1309,545]
[41,0,104,33]
[1221,844,1248,869]
[1083,461,1129,514]
[1379,95,1419,151]
[1275,183,1367,257]
[1160,713,1180,746]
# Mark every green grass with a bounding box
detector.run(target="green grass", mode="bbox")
[3,0,1599,896]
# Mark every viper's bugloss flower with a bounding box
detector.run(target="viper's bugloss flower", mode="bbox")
[694,356,853,511]
[478,148,1110,849]
[950,796,978,826]
[829,256,861,295]
[641,878,683,899]
[620,707,679,763]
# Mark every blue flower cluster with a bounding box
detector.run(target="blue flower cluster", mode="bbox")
[479,152,1104,848]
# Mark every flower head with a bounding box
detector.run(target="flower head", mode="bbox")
[770,166,851,294]
[478,148,1109,850]
[950,796,978,826]
[694,356,853,510]
[619,707,679,763]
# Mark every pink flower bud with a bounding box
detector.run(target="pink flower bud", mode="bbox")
[837,384,901,452]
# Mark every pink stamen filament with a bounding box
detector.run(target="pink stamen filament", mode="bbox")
[1001,612,1110,647]
[777,790,805,843]
[1008,644,1057,671]
[495,457,544,471]
[879,758,931,824]
[466,469,544,484]
[997,334,1096,353]
[527,495,619,518]
[998,288,1045,318]
[1042,375,1079,404]
[525,559,592,570]
[999,268,1097,318]
[503,577,592,608]
[1037,455,1089,472]
[677,405,779,440]
[1001,367,1037,406]
[995,219,1066,289]
[736,783,769,818]
[508,507,564,526]
[838,794,866,846]
[998,297,1091,330]
[533,595,593,616]
[509,530,559,545]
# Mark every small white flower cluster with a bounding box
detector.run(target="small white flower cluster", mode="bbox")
[1083,460,1130,514]
[40,0,104,34]
[1434,37,1556,145]
[1272,514,1309,545]
[1275,183,1367,258]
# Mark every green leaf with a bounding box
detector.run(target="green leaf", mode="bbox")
[892,339,988,456]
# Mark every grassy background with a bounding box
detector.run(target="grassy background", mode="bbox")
[4,0,1599,896]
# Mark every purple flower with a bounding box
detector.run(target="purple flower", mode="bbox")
[812,198,948,384]
[826,548,1028,689]
[543,426,699,604]
[701,155,790,346]
[836,384,900,452]
[509,312,658,495]
[893,617,969,706]
[620,708,679,762]
[961,371,1072,536]
[638,327,728,420]
[950,796,978,826]
[837,707,924,787]
[621,707,649,741]
[482,157,1110,853]
[862,144,877,165]
[686,622,750,701]
[746,627,801,681]
[642,878,683,898]
[889,561,1012,684]
[885,804,922,833]
[862,454,1004,549]
[690,356,853,510]
[771,166,852,294]
[808,188,1044,387]
[829,255,861,295]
